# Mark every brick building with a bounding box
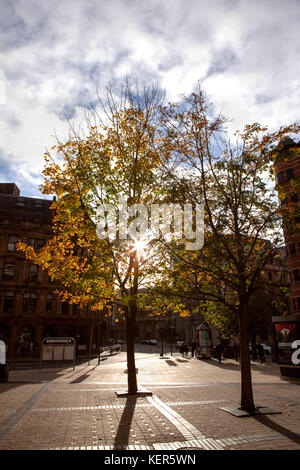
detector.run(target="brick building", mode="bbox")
[274,138,300,318]
[0,183,106,359]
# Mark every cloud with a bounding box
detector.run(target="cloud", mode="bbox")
[0,0,299,196]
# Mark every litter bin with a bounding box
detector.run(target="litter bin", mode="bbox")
[0,363,9,382]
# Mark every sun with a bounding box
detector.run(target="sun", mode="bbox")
[134,239,147,254]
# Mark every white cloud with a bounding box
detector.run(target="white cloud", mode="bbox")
[0,0,299,196]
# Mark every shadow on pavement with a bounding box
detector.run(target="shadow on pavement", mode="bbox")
[253,414,300,445]
[176,358,190,363]
[114,395,137,448]
[207,358,281,378]
[164,360,178,367]
[71,373,91,383]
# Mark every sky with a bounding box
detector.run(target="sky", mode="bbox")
[0,0,299,198]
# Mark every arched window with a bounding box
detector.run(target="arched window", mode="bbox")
[23,292,37,314]
[3,264,15,280]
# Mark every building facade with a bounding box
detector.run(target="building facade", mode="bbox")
[274,138,300,318]
[0,183,105,359]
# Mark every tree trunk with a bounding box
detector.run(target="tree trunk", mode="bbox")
[126,313,138,393]
[239,299,256,412]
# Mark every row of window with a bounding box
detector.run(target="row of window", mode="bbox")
[2,263,39,281]
[15,199,45,210]
[277,168,294,183]
[0,216,45,225]
[1,292,79,315]
[7,236,45,252]
[267,271,287,282]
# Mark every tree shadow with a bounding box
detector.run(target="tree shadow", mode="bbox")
[70,373,91,383]
[253,414,300,446]
[207,359,240,369]
[165,360,178,367]
[114,395,137,449]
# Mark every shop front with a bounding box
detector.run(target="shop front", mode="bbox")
[272,316,300,378]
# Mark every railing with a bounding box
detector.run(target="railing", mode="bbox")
[98,344,122,364]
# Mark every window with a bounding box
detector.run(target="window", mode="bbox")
[291,193,298,203]
[61,302,69,315]
[27,238,45,251]
[294,269,300,282]
[290,242,296,255]
[277,171,284,183]
[4,292,14,312]
[16,199,25,207]
[8,235,18,251]
[32,219,41,226]
[28,264,38,281]
[23,292,37,314]
[45,294,53,314]
[279,272,287,283]
[3,264,15,280]
[286,168,294,180]
[72,304,79,316]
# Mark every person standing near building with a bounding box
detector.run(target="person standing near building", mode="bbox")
[191,341,197,358]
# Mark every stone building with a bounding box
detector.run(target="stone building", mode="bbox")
[274,138,300,317]
[0,183,104,359]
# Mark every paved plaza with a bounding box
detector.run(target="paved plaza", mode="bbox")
[0,347,299,450]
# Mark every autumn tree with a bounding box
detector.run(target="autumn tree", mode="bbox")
[19,80,171,395]
[158,89,299,412]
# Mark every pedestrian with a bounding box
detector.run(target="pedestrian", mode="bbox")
[191,341,197,358]
[179,342,185,357]
[184,343,189,357]
[215,343,223,364]
[257,343,265,363]
[233,342,240,362]
[251,342,257,360]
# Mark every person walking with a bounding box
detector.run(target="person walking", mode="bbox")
[215,343,223,364]
[257,343,265,363]
[233,342,240,362]
[191,341,197,358]
[179,342,185,357]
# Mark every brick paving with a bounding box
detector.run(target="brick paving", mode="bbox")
[0,350,299,450]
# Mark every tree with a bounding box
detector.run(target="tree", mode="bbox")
[158,89,299,412]
[18,80,170,394]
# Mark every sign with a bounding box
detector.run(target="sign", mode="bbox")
[273,321,299,365]
[40,337,76,370]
